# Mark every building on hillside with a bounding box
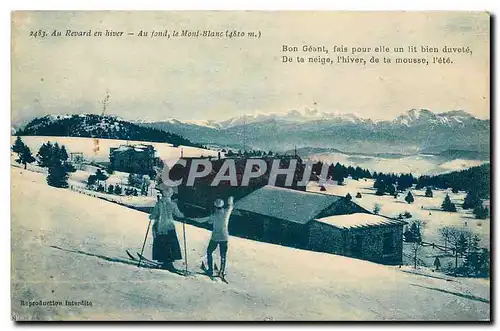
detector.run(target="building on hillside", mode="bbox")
[109,144,157,175]
[309,213,405,265]
[231,185,406,265]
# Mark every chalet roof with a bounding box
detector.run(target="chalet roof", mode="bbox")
[315,213,406,230]
[234,185,342,224]
[112,144,154,153]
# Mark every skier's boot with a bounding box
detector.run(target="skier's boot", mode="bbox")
[206,254,214,277]
[162,262,175,272]
[219,258,227,278]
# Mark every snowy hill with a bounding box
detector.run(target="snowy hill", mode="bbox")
[15,114,203,148]
[307,150,489,176]
[11,169,490,321]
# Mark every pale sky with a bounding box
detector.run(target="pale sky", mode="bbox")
[11,11,490,125]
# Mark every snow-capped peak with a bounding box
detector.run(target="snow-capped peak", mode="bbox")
[217,108,366,128]
[392,109,476,127]
[393,109,435,126]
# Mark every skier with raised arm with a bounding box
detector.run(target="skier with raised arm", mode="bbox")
[193,196,234,278]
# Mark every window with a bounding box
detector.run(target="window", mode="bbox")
[383,232,394,255]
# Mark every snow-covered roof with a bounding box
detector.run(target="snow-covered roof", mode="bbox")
[114,145,131,152]
[315,213,406,230]
[234,185,342,224]
[112,144,154,153]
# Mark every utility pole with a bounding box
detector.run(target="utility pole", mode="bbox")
[101,90,110,116]
[243,114,247,153]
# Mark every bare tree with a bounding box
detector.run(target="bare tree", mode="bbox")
[438,226,453,250]
[447,227,472,273]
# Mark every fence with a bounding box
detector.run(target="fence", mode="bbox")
[69,185,153,214]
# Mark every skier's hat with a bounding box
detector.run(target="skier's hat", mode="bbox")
[157,183,173,197]
[214,198,224,208]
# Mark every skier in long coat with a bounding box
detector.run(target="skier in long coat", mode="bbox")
[149,184,184,271]
[194,196,234,277]
[433,256,441,271]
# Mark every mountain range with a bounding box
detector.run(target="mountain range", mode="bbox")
[137,109,490,154]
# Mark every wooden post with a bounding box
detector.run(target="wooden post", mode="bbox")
[182,219,189,275]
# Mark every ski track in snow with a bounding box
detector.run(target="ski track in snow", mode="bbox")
[11,169,490,321]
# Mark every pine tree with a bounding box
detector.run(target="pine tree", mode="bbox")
[405,191,415,204]
[59,145,69,162]
[473,205,489,219]
[44,142,72,188]
[17,145,36,169]
[95,169,108,181]
[404,222,422,243]
[87,174,97,187]
[128,173,137,187]
[107,184,114,194]
[37,142,53,167]
[404,222,423,269]
[11,136,25,154]
[463,191,481,210]
[12,137,35,169]
[425,187,433,198]
[356,192,362,198]
[114,185,122,195]
[446,227,468,272]
[345,193,352,201]
[47,162,69,188]
[478,248,490,277]
[456,234,468,258]
[51,143,61,166]
[441,194,457,212]
[386,183,396,196]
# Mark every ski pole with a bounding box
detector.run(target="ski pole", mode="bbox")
[182,218,188,275]
[138,219,152,267]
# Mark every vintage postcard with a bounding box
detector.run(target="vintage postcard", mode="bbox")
[11,11,490,321]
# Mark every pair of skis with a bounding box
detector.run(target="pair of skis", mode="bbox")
[125,250,185,276]
[125,249,228,283]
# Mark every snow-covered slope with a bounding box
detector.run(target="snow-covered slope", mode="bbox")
[11,169,490,321]
[11,136,219,164]
[308,151,489,176]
